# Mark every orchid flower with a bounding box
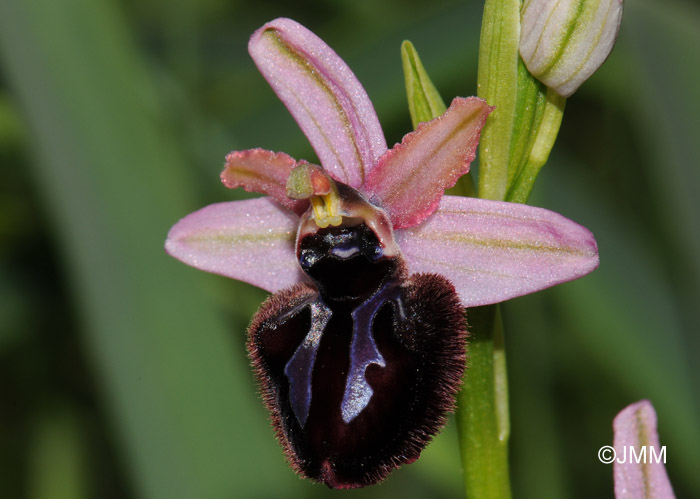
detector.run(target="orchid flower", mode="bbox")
[520,0,625,97]
[613,400,675,498]
[165,18,598,489]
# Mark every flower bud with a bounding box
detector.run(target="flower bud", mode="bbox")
[520,0,624,97]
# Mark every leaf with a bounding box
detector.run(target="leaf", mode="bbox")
[0,1,305,497]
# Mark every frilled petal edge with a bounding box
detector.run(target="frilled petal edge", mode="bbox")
[165,197,307,293]
[613,401,675,499]
[249,18,387,188]
[395,195,599,307]
[221,149,310,216]
[363,97,491,229]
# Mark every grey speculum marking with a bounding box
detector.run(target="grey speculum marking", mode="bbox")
[284,281,405,426]
[285,221,404,427]
[284,300,332,426]
[341,283,402,423]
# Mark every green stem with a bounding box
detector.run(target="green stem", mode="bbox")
[457,305,511,498]
[458,0,569,495]
[457,0,517,496]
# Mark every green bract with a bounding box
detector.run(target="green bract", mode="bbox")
[400,41,446,129]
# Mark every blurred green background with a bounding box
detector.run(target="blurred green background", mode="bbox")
[1,0,698,497]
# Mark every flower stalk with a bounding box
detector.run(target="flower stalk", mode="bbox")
[458,1,623,495]
[457,305,511,499]
[456,0,521,496]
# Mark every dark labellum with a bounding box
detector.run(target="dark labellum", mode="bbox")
[247,182,467,488]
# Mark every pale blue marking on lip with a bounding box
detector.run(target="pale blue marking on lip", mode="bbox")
[284,300,332,426]
[341,281,402,423]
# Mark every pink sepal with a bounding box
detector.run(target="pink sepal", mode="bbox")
[165,197,307,293]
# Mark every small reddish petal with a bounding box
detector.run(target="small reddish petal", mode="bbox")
[363,97,492,229]
[395,195,599,307]
[165,197,306,293]
[221,149,309,215]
